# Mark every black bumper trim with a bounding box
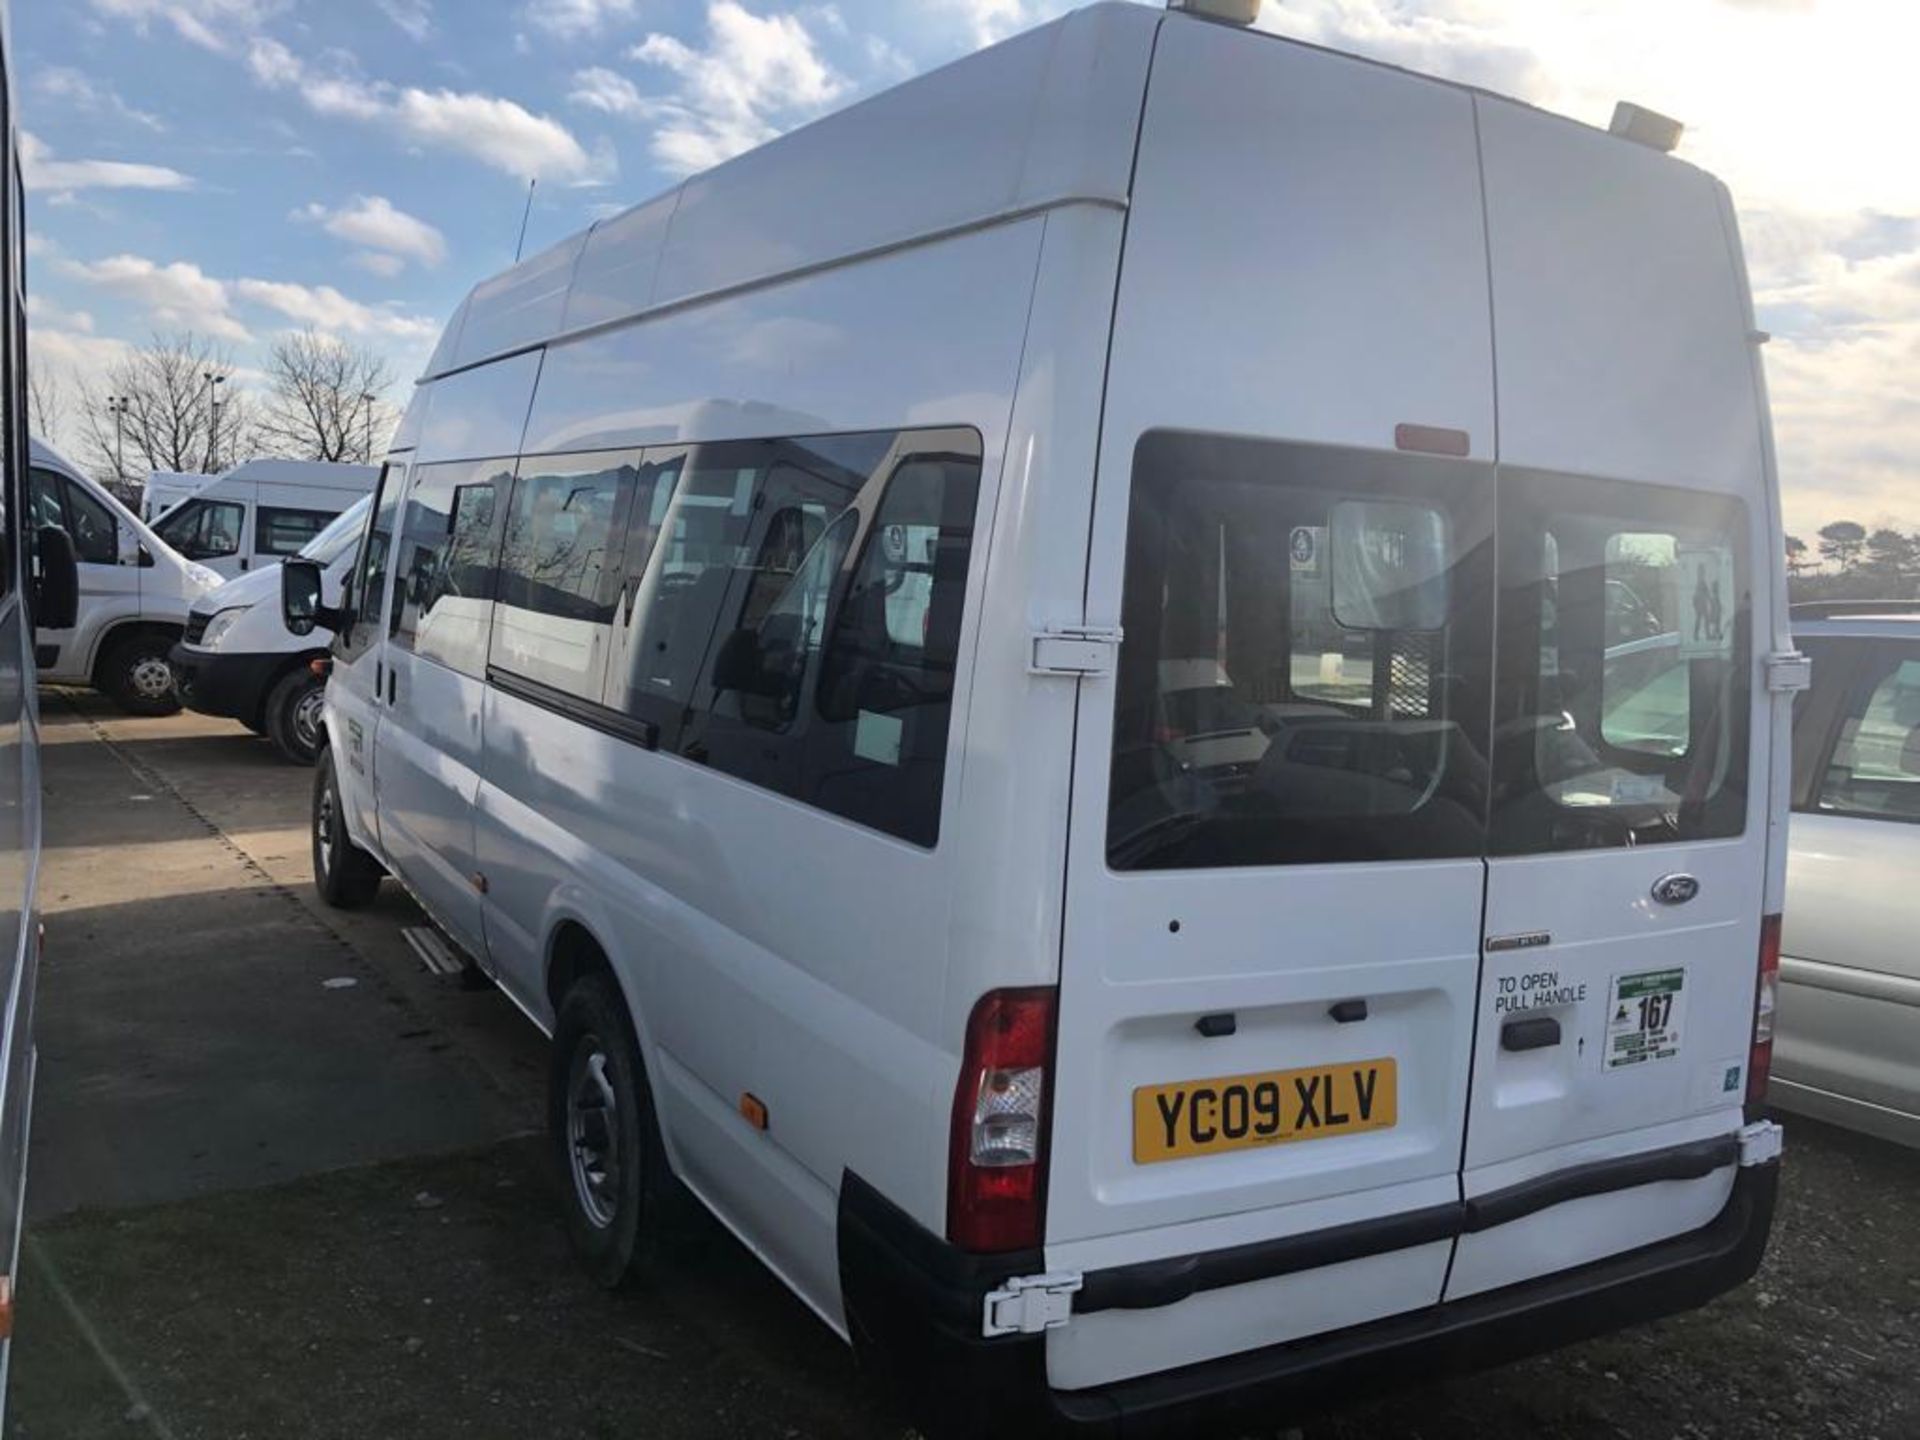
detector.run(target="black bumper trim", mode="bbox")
[169,645,301,724]
[1075,1134,1740,1317]
[839,1155,1777,1438]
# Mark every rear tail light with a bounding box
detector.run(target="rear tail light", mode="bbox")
[1747,914,1781,1109]
[948,987,1055,1253]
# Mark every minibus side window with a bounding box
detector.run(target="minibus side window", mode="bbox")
[391,460,509,678]
[155,497,244,561]
[489,451,643,702]
[341,466,404,661]
[1812,651,1920,823]
[1487,473,1749,854]
[255,505,335,558]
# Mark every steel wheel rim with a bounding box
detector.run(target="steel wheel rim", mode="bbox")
[566,1037,621,1231]
[315,775,336,877]
[130,655,174,700]
[292,686,326,754]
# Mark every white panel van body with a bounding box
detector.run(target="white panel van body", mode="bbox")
[29,439,223,714]
[151,459,377,581]
[294,6,1792,1431]
[141,470,214,522]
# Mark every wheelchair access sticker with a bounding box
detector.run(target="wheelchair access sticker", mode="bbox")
[1606,967,1686,1070]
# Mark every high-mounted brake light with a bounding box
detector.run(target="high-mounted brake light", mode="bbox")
[1169,0,1262,24]
[1747,914,1782,1110]
[948,988,1056,1253]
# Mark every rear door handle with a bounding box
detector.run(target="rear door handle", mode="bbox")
[386,669,397,705]
[1501,1016,1562,1052]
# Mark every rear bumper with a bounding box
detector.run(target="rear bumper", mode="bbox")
[838,1158,1778,1437]
[169,645,285,723]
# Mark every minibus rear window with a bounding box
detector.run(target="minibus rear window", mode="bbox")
[1106,435,1751,869]
[1108,432,1495,871]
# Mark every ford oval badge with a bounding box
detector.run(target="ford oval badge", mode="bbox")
[1652,874,1700,906]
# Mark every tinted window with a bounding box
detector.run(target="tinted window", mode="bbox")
[1109,433,1493,870]
[62,479,119,564]
[344,465,404,660]
[675,429,983,846]
[491,453,655,702]
[156,497,244,560]
[256,505,335,557]
[391,461,508,677]
[27,468,62,534]
[1489,474,1749,854]
[1815,648,1920,822]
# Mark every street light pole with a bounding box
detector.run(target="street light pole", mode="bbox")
[204,371,226,472]
[361,392,377,464]
[108,394,128,484]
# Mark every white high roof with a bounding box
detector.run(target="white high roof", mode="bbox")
[419,1,1159,382]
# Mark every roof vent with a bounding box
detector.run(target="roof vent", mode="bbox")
[1169,0,1263,24]
[1609,102,1684,154]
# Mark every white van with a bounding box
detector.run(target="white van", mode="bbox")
[284,4,1795,1430]
[30,438,222,714]
[141,469,213,522]
[151,458,377,581]
[171,495,371,763]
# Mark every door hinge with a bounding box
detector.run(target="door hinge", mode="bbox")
[1738,1119,1784,1167]
[1030,626,1122,678]
[1764,651,1811,694]
[982,1271,1083,1337]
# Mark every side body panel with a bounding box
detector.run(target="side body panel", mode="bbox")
[475,213,1078,1328]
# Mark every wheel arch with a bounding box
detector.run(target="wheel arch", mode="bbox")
[256,649,332,731]
[86,618,185,688]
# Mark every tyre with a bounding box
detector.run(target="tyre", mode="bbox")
[551,972,668,1289]
[311,750,383,909]
[265,666,327,765]
[99,632,182,716]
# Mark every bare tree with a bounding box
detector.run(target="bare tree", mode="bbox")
[254,330,395,464]
[27,366,65,442]
[76,332,253,485]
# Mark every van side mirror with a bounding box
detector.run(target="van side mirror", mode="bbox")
[282,558,343,637]
[34,527,80,631]
[1329,500,1451,632]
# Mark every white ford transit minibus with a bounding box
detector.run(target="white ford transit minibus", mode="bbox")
[285,4,1795,1430]
[153,458,377,581]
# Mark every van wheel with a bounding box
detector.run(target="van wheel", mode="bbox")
[312,750,382,909]
[100,633,182,716]
[551,973,663,1289]
[266,667,326,765]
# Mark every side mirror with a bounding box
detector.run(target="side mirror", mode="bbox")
[1329,500,1451,632]
[282,558,344,637]
[34,527,80,631]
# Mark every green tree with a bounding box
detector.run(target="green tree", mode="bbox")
[1818,520,1867,572]
[1785,534,1809,578]
[1863,528,1920,592]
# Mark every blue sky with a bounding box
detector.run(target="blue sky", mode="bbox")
[18,0,1920,539]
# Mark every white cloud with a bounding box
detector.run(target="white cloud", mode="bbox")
[296,195,447,268]
[20,133,193,197]
[523,0,638,40]
[60,250,439,345]
[231,278,440,339]
[350,251,408,278]
[247,38,602,181]
[60,254,248,341]
[617,1,848,175]
[87,0,283,55]
[377,0,433,41]
[569,66,644,117]
[26,296,97,334]
[32,67,165,130]
[939,0,1063,48]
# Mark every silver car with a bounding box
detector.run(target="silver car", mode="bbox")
[1777,602,1920,1147]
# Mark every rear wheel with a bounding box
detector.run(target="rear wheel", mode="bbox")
[312,750,382,908]
[551,972,665,1289]
[99,632,181,716]
[265,666,327,765]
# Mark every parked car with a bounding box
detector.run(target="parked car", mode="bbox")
[283,4,1790,1433]
[29,438,222,714]
[150,459,377,580]
[1776,601,1920,1148]
[171,495,371,764]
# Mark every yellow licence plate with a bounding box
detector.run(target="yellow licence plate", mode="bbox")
[1132,1058,1398,1164]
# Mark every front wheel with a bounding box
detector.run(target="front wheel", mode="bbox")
[551,973,665,1289]
[312,749,383,908]
[100,633,182,716]
[265,666,327,765]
